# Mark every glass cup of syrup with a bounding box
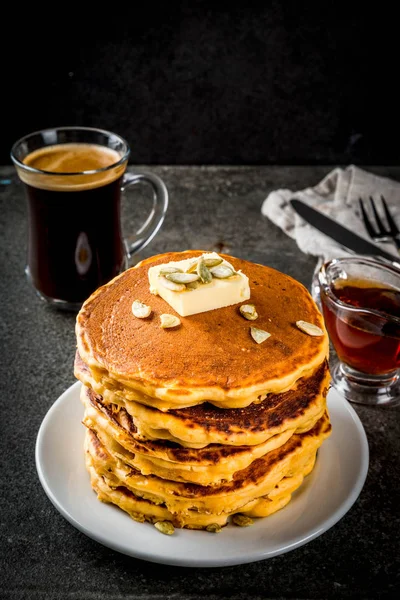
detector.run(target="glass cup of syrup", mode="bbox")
[318,256,400,407]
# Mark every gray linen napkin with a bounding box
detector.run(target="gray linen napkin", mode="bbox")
[261,165,400,262]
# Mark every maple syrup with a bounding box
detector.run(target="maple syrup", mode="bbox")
[321,279,400,375]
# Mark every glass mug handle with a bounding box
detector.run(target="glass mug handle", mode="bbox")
[121,172,169,259]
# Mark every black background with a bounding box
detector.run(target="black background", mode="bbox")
[3,1,399,165]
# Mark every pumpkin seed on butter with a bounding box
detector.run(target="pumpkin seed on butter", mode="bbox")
[160,314,181,328]
[186,280,200,290]
[232,514,254,527]
[210,265,235,279]
[159,276,186,292]
[186,256,223,273]
[240,303,258,320]
[250,326,271,344]
[159,266,183,275]
[296,320,324,336]
[204,257,223,268]
[186,259,199,273]
[131,300,152,319]
[154,520,175,535]
[166,272,200,284]
[197,256,213,284]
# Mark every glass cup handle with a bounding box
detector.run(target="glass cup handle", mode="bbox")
[121,171,169,259]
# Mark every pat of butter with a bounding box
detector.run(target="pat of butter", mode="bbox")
[148,253,250,317]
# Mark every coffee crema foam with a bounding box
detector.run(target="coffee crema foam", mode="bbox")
[19,143,126,191]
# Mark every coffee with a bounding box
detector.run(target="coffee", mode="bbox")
[21,143,124,190]
[22,143,127,304]
[12,127,168,310]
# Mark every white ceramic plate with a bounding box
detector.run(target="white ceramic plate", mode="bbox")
[36,382,369,567]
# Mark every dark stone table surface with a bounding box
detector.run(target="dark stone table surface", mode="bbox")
[1,165,399,599]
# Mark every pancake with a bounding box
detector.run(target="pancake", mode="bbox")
[82,384,324,485]
[86,455,316,529]
[75,250,332,532]
[87,459,313,529]
[84,411,330,527]
[76,353,330,448]
[76,251,329,409]
[81,371,328,484]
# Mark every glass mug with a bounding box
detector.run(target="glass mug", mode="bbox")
[11,126,168,310]
[318,256,400,407]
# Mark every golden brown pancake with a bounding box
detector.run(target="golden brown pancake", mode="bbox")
[81,383,327,462]
[76,250,332,531]
[76,353,329,448]
[76,251,329,409]
[86,455,316,529]
[86,453,315,529]
[84,411,331,526]
[82,384,326,485]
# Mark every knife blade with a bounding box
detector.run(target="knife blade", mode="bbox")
[290,199,399,263]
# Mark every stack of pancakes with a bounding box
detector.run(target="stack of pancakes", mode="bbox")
[75,251,331,531]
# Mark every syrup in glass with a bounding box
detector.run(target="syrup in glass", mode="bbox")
[322,278,400,375]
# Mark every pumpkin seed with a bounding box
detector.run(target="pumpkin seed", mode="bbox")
[250,326,271,344]
[159,276,185,292]
[186,259,199,273]
[197,256,213,284]
[232,514,254,527]
[206,523,222,533]
[296,320,324,336]
[166,272,200,284]
[160,314,181,328]
[186,280,200,290]
[130,511,146,523]
[131,300,152,319]
[240,304,258,320]
[210,265,235,279]
[204,257,223,268]
[187,256,223,273]
[159,266,183,276]
[154,520,175,535]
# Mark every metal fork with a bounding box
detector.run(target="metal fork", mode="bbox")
[359,195,400,253]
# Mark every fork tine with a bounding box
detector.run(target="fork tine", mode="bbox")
[380,195,399,235]
[359,198,378,237]
[369,196,387,233]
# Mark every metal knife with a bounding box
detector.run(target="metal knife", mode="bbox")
[290,199,399,263]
